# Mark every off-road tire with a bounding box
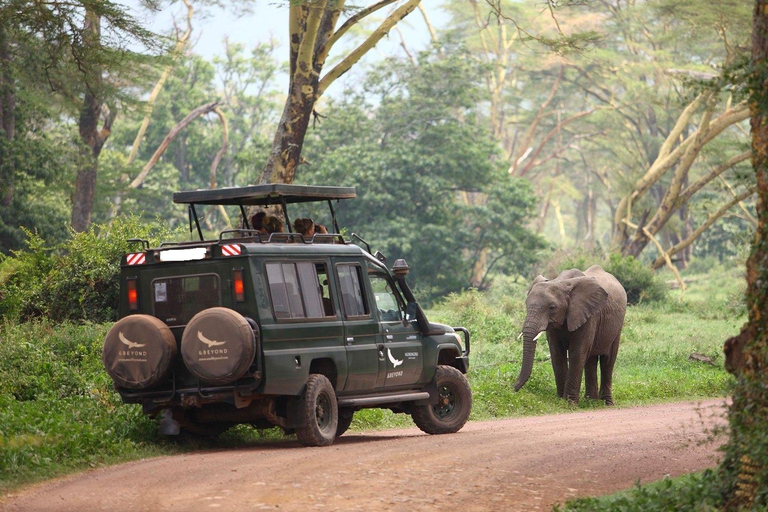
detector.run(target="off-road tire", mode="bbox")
[336,409,354,437]
[412,365,472,435]
[296,374,338,447]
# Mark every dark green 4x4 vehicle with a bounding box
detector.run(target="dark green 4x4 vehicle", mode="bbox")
[102,184,471,446]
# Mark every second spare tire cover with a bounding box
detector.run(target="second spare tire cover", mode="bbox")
[181,307,255,385]
[102,314,177,389]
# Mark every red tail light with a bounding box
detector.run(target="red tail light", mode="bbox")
[127,278,139,311]
[233,269,245,302]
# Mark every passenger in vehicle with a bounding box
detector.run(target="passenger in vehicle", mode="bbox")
[250,211,267,233]
[262,216,284,234]
[293,218,328,237]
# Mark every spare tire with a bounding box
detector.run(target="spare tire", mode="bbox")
[103,314,177,389]
[181,308,255,385]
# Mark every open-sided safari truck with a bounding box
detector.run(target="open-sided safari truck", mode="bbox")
[102,184,471,446]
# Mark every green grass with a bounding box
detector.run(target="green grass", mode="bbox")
[0,264,745,496]
[555,470,722,511]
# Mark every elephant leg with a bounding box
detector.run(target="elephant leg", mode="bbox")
[599,337,621,406]
[584,356,599,399]
[564,351,586,405]
[547,334,568,398]
[563,325,597,405]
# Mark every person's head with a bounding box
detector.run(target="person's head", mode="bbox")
[251,211,267,231]
[293,218,313,236]
[263,215,284,234]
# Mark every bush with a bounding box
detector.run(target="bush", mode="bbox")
[604,253,667,304]
[0,216,178,323]
[0,320,167,490]
[549,251,668,304]
[557,471,723,511]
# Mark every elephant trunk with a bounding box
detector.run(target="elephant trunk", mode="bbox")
[514,313,547,392]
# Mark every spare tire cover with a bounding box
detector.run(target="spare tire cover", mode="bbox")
[103,314,177,389]
[181,307,255,385]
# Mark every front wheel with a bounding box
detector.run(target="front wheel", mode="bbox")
[296,374,338,447]
[412,366,472,435]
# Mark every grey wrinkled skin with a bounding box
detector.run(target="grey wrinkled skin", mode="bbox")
[513,265,627,405]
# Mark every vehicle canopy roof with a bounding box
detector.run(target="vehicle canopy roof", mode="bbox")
[172,184,356,240]
[173,184,356,206]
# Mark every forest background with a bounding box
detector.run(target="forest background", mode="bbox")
[1,0,766,509]
[0,0,756,302]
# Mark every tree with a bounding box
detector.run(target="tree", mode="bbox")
[258,0,424,185]
[300,48,544,301]
[0,1,163,232]
[719,1,768,507]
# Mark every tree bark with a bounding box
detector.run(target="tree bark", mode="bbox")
[720,1,768,507]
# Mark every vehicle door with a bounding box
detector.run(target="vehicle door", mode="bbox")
[368,269,423,388]
[335,261,384,391]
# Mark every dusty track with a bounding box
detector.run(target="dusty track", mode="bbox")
[1,399,727,511]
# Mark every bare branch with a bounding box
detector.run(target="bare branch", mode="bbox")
[129,101,218,189]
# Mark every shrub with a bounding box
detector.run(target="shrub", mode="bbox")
[604,253,667,304]
[0,216,178,323]
[548,251,667,304]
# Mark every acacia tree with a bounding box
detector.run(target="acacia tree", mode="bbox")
[259,0,422,184]
[547,0,754,264]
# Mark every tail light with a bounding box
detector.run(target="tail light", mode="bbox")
[233,268,245,302]
[127,277,139,311]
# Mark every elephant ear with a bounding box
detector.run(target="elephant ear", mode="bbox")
[527,275,548,295]
[556,268,585,280]
[565,277,609,331]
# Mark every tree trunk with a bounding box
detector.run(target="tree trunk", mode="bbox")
[260,74,317,184]
[719,1,768,507]
[0,23,16,206]
[71,9,112,232]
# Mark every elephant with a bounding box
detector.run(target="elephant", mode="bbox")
[513,265,627,405]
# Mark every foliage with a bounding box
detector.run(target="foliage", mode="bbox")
[604,254,668,304]
[549,251,668,304]
[0,320,172,491]
[0,217,178,323]
[556,471,723,511]
[301,45,546,303]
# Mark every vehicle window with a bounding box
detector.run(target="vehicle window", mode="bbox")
[369,273,404,322]
[337,264,369,318]
[152,274,220,326]
[266,262,331,320]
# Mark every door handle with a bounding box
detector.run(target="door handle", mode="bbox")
[385,334,394,341]
[346,337,354,344]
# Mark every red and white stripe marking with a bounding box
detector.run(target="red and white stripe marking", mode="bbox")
[126,252,146,265]
[221,244,242,257]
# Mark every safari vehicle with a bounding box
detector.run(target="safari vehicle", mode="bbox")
[102,184,471,446]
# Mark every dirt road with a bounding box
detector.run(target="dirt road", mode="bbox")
[1,400,727,511]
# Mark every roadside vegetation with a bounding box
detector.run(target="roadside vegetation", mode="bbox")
[0,232,742,492]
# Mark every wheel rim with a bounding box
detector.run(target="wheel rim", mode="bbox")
[434,383,459,419]
[315,391,332,431]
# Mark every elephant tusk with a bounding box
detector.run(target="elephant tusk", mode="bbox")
[533,331,545,341]
[517,332,523,340]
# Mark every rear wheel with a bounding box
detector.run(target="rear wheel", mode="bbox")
[412,365,472,435]
[296,374,338,447]
[336,409,354,437]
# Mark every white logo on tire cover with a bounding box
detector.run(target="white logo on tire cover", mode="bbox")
[198,331,226,347]
[387,349,403,367]
[119,332,146,349]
